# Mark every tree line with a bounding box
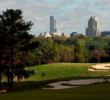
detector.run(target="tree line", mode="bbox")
[27,36,110,65]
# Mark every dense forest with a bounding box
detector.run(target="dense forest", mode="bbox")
[27,35,110,65]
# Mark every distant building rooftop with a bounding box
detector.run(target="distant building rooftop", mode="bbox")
[101,31,110,37]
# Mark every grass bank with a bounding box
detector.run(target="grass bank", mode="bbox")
[27,63,110,81]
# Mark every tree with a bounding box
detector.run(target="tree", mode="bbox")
[74,39,87,62]
[86,37,109,62]
[55,44,74,62]
[92,49,107,62]
[36,38,57,64]
[0,9,33,90]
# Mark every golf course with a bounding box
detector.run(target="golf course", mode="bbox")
[0,63,110,100]
[0,5,110,100]
[27,63,110,81]
[0,83,110,100]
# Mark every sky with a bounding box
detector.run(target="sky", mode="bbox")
[0,0,110,35]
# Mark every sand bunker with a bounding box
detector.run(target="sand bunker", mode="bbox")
[43,63,110,90]
[43,79,110,89]
[88,64,110,71]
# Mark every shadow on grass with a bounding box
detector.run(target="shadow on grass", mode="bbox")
[1,76,110,93]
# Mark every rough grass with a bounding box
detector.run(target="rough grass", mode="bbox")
[27,63,110,81]
[0,83,110,100]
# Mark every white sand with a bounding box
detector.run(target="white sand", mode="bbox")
[43,63,110,89]
[88,63,110,71]
[43,79,110,89]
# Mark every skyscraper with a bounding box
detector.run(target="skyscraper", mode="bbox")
[50,16,57,34]
[86,16,101,37]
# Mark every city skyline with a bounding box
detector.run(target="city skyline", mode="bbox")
[0,0,110,35]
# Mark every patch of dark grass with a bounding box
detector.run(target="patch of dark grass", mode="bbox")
[1,76,110,93]
[1,83,110,100]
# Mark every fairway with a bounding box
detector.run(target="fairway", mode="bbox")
[1,63,110,100]
[0,83,110,100]
[27,63,110,81]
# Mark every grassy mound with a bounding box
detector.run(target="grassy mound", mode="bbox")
[27,63,110,81]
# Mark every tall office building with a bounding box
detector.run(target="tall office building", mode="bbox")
[86,16,101,37]
[50,16,57,34]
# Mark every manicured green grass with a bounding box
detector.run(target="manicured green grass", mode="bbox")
[27,63,110,81]
[1,63,110,100]
[0,83,110,100]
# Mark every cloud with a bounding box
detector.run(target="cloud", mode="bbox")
[93,0,110,31]
[0,0,110,35]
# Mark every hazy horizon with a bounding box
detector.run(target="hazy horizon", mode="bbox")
[0,0,110,35]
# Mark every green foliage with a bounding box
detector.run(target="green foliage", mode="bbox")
[74,39,87,62]
[0,9,34,90]
[55,44,74,62]
[24,36,110,66]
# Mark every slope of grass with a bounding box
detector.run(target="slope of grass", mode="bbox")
[27,63,110,81]
[0,83,110,100]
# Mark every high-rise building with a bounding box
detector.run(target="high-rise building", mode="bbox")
[86,16,101,37]
[50,16,57,34]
